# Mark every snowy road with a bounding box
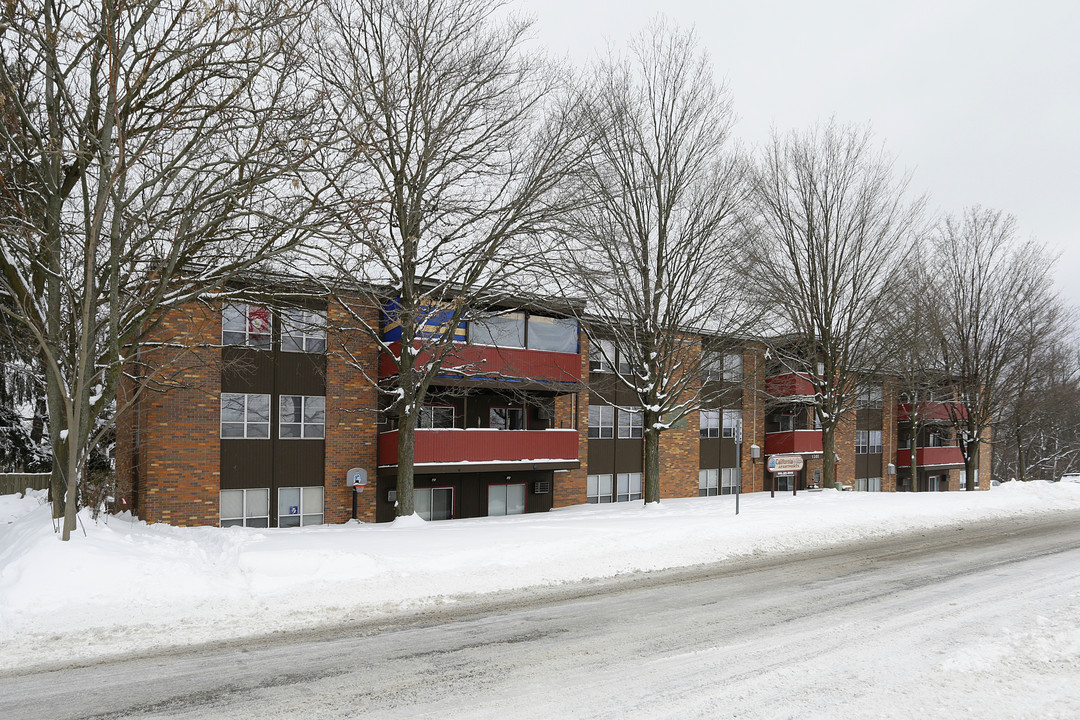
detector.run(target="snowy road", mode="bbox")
[3,511,1080,719]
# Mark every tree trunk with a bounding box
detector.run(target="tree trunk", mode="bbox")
[965,436,979,491]
[396,409,417,518]
[643,410,661,504]
[822,425,835,492]
[908,426,919,493]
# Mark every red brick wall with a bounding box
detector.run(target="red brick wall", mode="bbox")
[740,344,767,493]
[880,382,899,492]
[660,388,700,498]
[553,330,588,508]
[324,297,380,522]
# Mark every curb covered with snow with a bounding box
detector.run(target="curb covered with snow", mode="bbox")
[2,482,1080,672]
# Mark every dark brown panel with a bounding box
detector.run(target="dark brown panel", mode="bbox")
[700,439,720,468]
[614,439,643,473]
[719,439,739,467]
[220,439,274,488]
[221,347,275,394]
[273,440,325,488]
[276,352,326,396]
[588,438,617,474]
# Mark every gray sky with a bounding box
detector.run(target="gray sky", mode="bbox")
[522,0,1080,307]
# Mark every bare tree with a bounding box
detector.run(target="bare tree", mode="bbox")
[551,20,753,504]
[312,0,583,518]
[749,122,923,490]
[0,0,324,539]
[925,208,1060,490]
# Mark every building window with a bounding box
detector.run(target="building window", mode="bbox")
[721,467,740,494]
[618,409,643,439]
[723,354,742,382]
[590,338,615,373]
[857,385,883,409]
[777,414,794,432]
[527,315,578,353]
[856,477,882,492]
[279,395,326,439]
[278,486,324,527]
[588,405,614,439]
[220,488,270,527]
[700,409,720,438]
[855,430,868,454]
[617,346,633,375]
[414,487,454,520]
[280,308,327,353]
[722,409,741,439]
[419,405,455,429]
[222,303,271,349]
[587,474,613,503]
[221,393,270,438]
[490,406,524,430]
[928,431,946,447]
[702,352,724,382]
[470,311,525,348]
[616,472,642,502]
[868,430,882,454]
[488,483,526,516]
[699,468,718,496]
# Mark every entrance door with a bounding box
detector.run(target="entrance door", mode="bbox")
[927,475,940,492]
[488,483,526,516]
[415,487,454,521]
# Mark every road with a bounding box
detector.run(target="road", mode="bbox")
[3,511,1080,719]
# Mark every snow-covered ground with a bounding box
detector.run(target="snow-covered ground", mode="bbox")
[2,482,1079,673]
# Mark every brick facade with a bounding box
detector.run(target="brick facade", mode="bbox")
[553,330,588,508]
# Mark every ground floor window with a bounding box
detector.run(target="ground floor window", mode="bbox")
[855,477,882,492]
[699,468,718,496]
[587,474,613,503]
[721,467,740,494]
[774,473,794,492]
[616,472,642,502]
[415,486,454,520]
[488,483,526,516]
[220,488,270,527]
[278,486,325,527]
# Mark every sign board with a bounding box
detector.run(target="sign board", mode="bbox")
[767,454,805,473]
[347,467,368,488]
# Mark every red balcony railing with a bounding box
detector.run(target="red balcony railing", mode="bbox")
[765,430,823,455]
[378,428,580,466]
[379,342,581,384]
[766,372,816,398]
[897,446,965,467]
[897,402,968,422]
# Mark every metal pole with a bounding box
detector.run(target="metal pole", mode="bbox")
[351,486,357,520]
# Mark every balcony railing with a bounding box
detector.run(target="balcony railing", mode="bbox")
[378,428,580,466]
[897,402,968,422]
[896,446,965,467]
[379,342,581,385]
[765,430,823,455]
[766,373,816,398]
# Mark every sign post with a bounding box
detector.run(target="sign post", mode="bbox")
[735,419,743,516]
[767,455,805,498]
[347,467,368,521]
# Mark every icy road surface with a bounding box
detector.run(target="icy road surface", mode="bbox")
[3,510,1079,719]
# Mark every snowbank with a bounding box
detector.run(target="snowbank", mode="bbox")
[2,481,1079,671]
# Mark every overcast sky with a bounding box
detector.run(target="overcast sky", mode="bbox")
[522,0,1080,308]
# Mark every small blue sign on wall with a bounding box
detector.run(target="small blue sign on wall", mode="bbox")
[289,506,299,515]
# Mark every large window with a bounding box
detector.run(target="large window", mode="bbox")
[277,486,324,527]
[700,409,720,438]
[415,487,454,520]
[855,430,882,454]
[279,395,325,439]
[419,405,455,429]
[590,338,615,373]
[857,385,883,409]
[776,414,794,432]
[220,488,270,527]
[527,315,578,353]
[488,483,526,516]
[855,477,882,492]
[588,405,614,439]
[722,409,741,439]
[221,393,271,438]
[280,308,327,353]
[702,352,724,382]
[490,406,524,430]
[470,312,525,348]
[618,409,643,439]
[616,472,642,502]
[722,467,740,494]
[700,468,740,496]
[222,303,271,349]
[587,474,613,503]
[723,354,742,382]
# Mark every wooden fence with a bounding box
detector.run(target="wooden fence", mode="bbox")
[0,473,51,496]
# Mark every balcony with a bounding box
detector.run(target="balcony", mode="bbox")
[378,428,580,468]
[379,342,581,385]
[766,373,816,398]
[897,446,965,467]
[897,402,968,422]
[765,430,823,455]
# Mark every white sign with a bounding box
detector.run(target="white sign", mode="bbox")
[767,455,805,473]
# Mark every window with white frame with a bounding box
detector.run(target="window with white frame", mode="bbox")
[702,352,724,382]
[488,483,526,516]
[279,395,325,439]
[618,409,644,439]
[855,430,868,454]
[857,385,883,409]
[868,430,882,454]
[700,409,720,438]
[220,488,270,527]
[277,486,324,527]
[222,303,271,349]
[699,468,719,496]
[723,353,742,382]
[419,405,455,429]
[721,467,740,494]
[490,406,524,430]
[616,472,642,502]
[221,393,271,438]
[590,338,615,373]
[856,477,882,492]
[415,487,454,520]
[587,474,613,503]
[722,409,741,439]
[280,308,327,353]
[588,405,614,439]
[617,346,633,375]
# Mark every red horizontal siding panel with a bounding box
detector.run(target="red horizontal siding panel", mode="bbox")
[379,342,581,384]
[896,446,966,467]
[378,429,580,465]
[764,430,823,455]
[897,402,968,422]
[766,373,816,397]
